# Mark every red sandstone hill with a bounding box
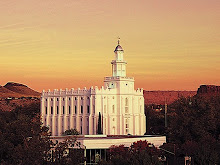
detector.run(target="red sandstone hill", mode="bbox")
[0,82,40,98]
[197,85,220,95]
[4,82,40,97]
[0,82,40,111]
[144,90,197,105]
[0,85,20,98]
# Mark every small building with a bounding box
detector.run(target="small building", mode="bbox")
[50,134,166,164]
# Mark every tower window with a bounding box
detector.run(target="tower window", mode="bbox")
[104,105,106,113]
[125,118,129,134]
[75,105,77,114]
[125,107,128,113]
[69,97,71,101]
[63,106,65,114]
[51,98,53,101]
[51,106,53,114]
[125,98,128,106]
[57,98,59,101]
[45,106,47,114]
[75,97,77,100]
[63,98,65,101]
[57,106,59,114]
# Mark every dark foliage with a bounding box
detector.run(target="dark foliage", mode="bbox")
[0,102,51,164]
[166,95,220,164]
[0,103,85,165]
[63,128,80,135]
[102,140,162,165]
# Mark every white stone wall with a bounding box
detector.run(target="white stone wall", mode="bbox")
[41,42,146,136]
[41,86,145,136]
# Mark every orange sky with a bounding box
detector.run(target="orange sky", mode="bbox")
[0,0,220,92]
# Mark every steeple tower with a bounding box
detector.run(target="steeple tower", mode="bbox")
[111,39,127,77]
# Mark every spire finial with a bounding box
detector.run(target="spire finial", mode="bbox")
[117,37,120,45]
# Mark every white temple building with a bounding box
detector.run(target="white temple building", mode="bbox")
[41,40,146,136]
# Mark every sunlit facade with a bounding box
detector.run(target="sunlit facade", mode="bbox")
[41,41,145,136]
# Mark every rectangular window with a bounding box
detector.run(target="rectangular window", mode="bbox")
[74,118,76,129]
[87,118,89,134]
[104,105,106,113]
[69,106,71,114]
[87,105,90,114]
[80,118,83,134]
[81,105,83,114]
[51,106,53,114]
[125,119,129,134]
[125,107,128,113]
[57,106,59,114]
[75,105,77,114]
[63,106,65,114]
[45,106,47,114]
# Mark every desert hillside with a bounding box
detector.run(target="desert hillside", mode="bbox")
[0,85,21,98]
[0,82,40,98]
[144,90,197,105]
[197,85,220,95]
[0,82,40,111]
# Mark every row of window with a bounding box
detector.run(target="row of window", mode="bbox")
[46,117,91,135]
[45,96,90,102]
[45,105,90,115]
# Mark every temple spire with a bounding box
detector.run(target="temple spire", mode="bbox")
[117,37,120,45]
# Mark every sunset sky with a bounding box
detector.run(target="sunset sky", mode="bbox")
[0,0,220,92]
